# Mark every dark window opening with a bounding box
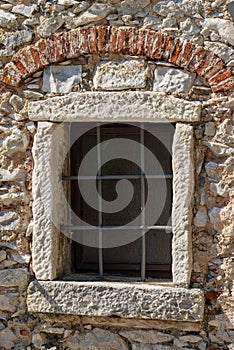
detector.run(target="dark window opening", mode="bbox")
[64,123,174,282]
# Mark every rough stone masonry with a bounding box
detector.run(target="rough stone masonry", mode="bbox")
[0,0,234,350]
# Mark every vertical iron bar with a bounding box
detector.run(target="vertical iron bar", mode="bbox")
[140,125,146,281]
[97,124,103,279]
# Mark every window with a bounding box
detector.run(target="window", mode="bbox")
[27,92,204,322]
[63,123,173,281]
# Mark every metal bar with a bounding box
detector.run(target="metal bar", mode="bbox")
[78,263,172,271]
[62,174,173,180]
[61,225,173,231]
[140,125,146,282]
[97,124,103,279]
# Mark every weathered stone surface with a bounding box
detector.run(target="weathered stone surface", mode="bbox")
[27,281,204,321]
[204,141,234,157]
[153,66,196,94]
[28,92,201,122]
[205,161,223,179]
[94,60,146,90]
[172,124,194,286]
[0,293,19,312]
[119,330,174,344]
[202,18,234,47]
[132,345,171,350]
[0,30,33,56]
[180,18,200,35]
[2,128,29,156]
[37,16,64,38]
[153,0,203,18]
[210,181,229,197]
[0,250,7,262]
[32,122,71,280]
[63,328,128,350]
[42,65,82,93]
[0,268,28,289]
[0,211,19,231]
[204,41,234,64]
[23,90,44,100]
[66,3,114,28]
[32,333,48,349]
[12,3,37,17]
[9,94,25,112]
[121,0,151,15]
[0,9,17,29]
[194,207,208,227]
[0,327,17,349]
[208,206,225,231]
[205,122,216,136]
[0,168,26,182]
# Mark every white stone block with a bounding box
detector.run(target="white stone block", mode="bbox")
[154,66,196,94]
[93,60,146,90]
[42,65,82,93]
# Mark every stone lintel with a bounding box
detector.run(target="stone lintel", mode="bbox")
[28,92,201,123]
[27,281,204,322]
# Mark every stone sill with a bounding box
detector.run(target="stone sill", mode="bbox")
[27,281,204,322]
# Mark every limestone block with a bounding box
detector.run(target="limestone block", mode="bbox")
[42,65,82,93]
[208,206,225,231]
[0,268,28,289]
[9,94,25,112]
[0,168,26,181]
[0,327,17,350]
[202,18,234,46]
[194,207,208,227]
[0,293,19,312]
[204,41,234,64]
[0,211,20,231]
[66,3,114,28]
[0,10,17,29]
[204,141,234,157]
[63,328,128,350]
[2,128,29,156]
[28,92,201,123]
[0,250,6,262]
[37,16,64,38]
[12,4,37,17]
[0,30,33,56]
[153,0,203,18]
[205,161,223,179]
[132,345,171,350]
[121,0,151,15]
[93,60,147,90]
[172,124,194,286]
[153,66,196,94]
[27,281,204,321]
[119,330,174,344]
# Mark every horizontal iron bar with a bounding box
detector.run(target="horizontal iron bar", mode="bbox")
[61,225,172,231]
[78,263,172,272]
[62,174,173,180]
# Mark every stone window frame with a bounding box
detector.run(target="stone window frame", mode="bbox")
[27,91,204,322]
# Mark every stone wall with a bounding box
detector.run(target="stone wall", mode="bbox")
[0,0,234,349]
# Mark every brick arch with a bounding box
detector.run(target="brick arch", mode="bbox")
[0,25,234,93]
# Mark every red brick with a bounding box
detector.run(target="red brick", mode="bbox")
[145,30,157,58]
[136,28,145,56]
[212,77,234,93]
[20,330,29,336]
[127,27,137,55]
[179,41,193,67]
[88,27,98,53]
[152,32,165,59]
[35,39,50,66]
[117,27,127,54]
[205,291,221,299]
[203,59,225,80]
[48,33,65,63]
[162,35,175,61]
[12,58,27,75]
[187,47,206,72]
[78,28,89,54]
[209,69,232,85]
[64,30,78,59]
[169,38,183,65]
[30,47,42,70]
[193,52,214,76]
[97,26,108,53]
[109,26,118,53]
